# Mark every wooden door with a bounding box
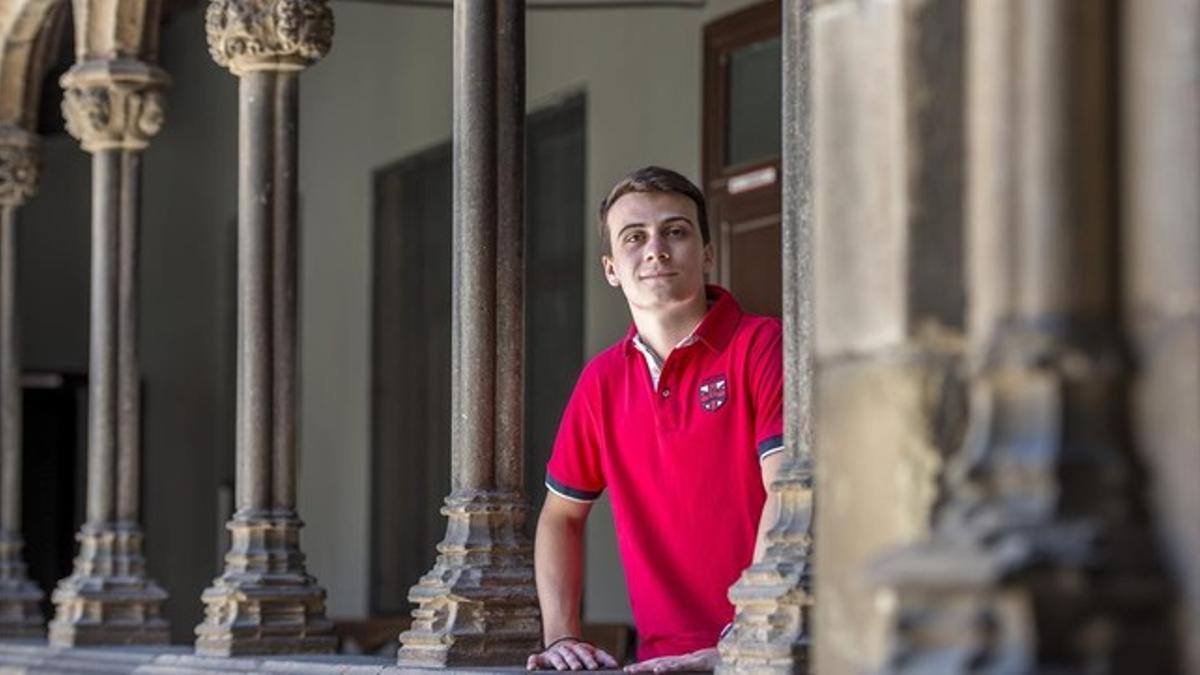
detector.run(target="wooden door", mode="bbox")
[703,0,783,317]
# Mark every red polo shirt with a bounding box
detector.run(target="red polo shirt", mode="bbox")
[545,286,783,660]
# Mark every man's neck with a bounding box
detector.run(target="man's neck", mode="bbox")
[630,292,709,361]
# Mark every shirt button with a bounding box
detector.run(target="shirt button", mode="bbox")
[661,388,671,398]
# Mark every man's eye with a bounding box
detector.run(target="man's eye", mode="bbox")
[625,232,644,244]
[668,227,686,237]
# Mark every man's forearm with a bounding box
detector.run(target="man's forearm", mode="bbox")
[752,491,780,563]
[535,505,587,642]
[753,454,785,563]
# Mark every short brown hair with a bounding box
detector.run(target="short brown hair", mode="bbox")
[597,166,710,253]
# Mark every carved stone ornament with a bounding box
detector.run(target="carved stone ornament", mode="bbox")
[48,522,168,646]
[0,128,38,207]
[195,509,335,656]
[397,489,542,667]
[871,327,1175,673]
[206,0,334,75]
[717,454,814,673]
[60,59,168,152]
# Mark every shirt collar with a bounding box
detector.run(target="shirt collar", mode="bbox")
[622,285,743,356]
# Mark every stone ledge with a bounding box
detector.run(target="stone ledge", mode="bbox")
[0,642,552,674]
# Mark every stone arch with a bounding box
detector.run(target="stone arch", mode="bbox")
[0,0,67,133]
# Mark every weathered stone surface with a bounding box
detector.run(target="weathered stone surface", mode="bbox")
[873,1,1178,671]
[1124,1,1200,670]
[1127,311,1200,675]
[48,522,168,646]
[812,0,907,357]
[873,329,1175,673]
[398,490,540,668]
[811,1,967,673]
[812,0,964,358]
[195,510,335,656]
[206,0,334,75]
[814,347,965,674]
[60,59,168,152]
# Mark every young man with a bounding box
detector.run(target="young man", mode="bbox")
[526,167,784,672]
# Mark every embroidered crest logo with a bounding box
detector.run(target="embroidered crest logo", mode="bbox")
[698,375,728,412]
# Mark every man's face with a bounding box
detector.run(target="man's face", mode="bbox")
[601,191,714,313]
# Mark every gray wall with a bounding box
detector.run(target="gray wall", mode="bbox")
[20,0,763,638]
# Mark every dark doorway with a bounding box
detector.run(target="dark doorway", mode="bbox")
[370,93,586,617]
[21,371,88,619]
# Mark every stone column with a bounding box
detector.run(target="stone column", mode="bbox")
[807,1,968,673]
[1124,0,1200,670]
[717,1,813,671]
[0,127,44,639]
[873,0,1175,671]
[48,57,170,647]
[194,0,335,657]
[396,0,541,667]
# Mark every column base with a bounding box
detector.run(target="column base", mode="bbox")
[867,334,1178,672]
[717,562,811,674]
[874,519,1175,673]
[48,522,168,647]
[194,509,335,657]
[0,531,44,639]
[397,489,541,668]
[717,459,814,674]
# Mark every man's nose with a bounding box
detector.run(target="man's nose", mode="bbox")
[644,235,670,261]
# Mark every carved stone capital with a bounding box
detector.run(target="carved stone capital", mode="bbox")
[195,509,335,656]
[206,0,333,76]
[60,59,168,153]
[48,521,169,646]
[0,128,38,206]
[397,489,541,667]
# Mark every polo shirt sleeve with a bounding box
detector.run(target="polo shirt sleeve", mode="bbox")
[750,321,784,461]
[545,368,606,503]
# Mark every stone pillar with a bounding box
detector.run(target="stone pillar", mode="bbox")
[717,1,813,671]
[0,127,44,639]
[0,0,68,639]
[873,0,1176,671]
[396,0,541,667]
[194,0,336,657]
[48,57,170,647]
[1124,0,1200,670]
[808,1,967,673]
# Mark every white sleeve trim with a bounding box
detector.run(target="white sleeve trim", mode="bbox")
[758,445,785,462]
[545,481,599,504]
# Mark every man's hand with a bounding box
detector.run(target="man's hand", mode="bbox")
[526,638,620,671]
[623,647,718,673]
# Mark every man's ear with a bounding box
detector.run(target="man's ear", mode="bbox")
[702,243,716,276]
[601,255,620,287]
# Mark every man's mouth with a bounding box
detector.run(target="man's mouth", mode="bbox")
[639,271,678,280]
